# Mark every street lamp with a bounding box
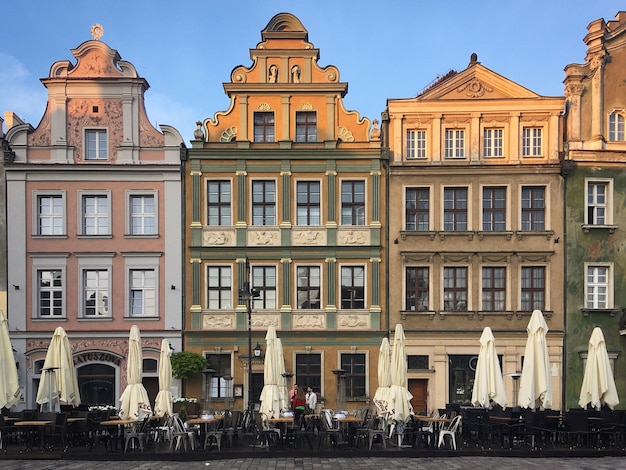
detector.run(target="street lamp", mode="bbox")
[239,257,260,419]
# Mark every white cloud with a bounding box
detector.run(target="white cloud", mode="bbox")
[0,53,47,126]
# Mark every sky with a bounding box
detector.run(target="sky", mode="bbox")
[0,1,621,145]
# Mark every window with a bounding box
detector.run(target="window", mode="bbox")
[85,129,107,160]
[83,269,109,317]
[406,130,426,159]
[37,194,65,235]
[129,269,156,317]
[341,353,366,398]
[207,181,231,226]
[341,266,365,309]
[295,353,321,394]
[406,267,429,311]
[295,111,317,142]
[522,127,542,156]
[252,180,276,225]
[341,180,365,225]
[586,180,612,225]
[445,129,465,159]
[443,267,467,311]
[37,269,63,317]
[482,187,506,231]
[443,187,467,231]
[129,194,156,235]
[586,265,611,309]
[405,187,429,231]
[408,355,429,370]
[609,112,625,141]
[520,266,545,311]
[81,194,110,235]
[521,186,545,231]
[205,353,232,398]
[252,266,276,309]
[482,267,506,311]
[296,181,321,226]
[207,266,232,309]
[254,112,275,142]
[483,128,503,157]
[297,266,321,309]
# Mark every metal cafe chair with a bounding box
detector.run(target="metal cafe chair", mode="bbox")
[438,414,462,450]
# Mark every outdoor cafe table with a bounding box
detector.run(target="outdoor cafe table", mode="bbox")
[334,415,363,446]
[100,418,140,451]
[267,416,295,445]
[415,416,451,448]
[14,419,54,451]
[490,415,525,449]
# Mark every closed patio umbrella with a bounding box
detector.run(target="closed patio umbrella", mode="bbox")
[259,325,283,420]
[0,310,20,409]
[154,339,173,417]
[471,326,508,409]
[119,325,152,420]
[275,337,288,413]
[579,327,619,410]
[518,310,552,410]
[36,326,81,410]
[388,324,413,445]
[373,337,392,414]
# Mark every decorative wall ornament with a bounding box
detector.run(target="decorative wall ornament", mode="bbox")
[337,314,368,329]
[338,229,368,245]
[456,78,493,98]
[202,314,234,329]
[300,103,313,110]
[258,103,271,111]
[293,229,326,245]
[291,64,301,83]
[268,65,278,83]
[203,229,234,246]
[293,314,324,329]
[249,230,279,246]
[251,315,279,328]
[90,24,104,41]
[219,126,236,142]
[337,126,354,142]
[194,121,205,140]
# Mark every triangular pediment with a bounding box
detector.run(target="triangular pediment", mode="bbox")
[419,63,539,100]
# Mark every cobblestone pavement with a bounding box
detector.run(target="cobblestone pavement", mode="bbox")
[1,457,626,470]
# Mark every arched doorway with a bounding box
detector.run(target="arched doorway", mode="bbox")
[78,363,116,406]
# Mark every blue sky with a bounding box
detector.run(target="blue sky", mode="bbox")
[0,1,620,144]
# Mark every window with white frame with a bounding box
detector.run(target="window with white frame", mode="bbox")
[482,267,506,311]
[443,266,468,311]
[521,186,545,231]
[37,269,64,318]
[341,180,365,225]
[522,127,542,156]
[585,264,612,309]
[36,193,65,235]
[296,181,321,226]
[252,180,276,226]
[297,266,321,309]
[482,186,506,231]
[520,266,545,312]
[405,187,429,231]
[128,269,156,317]
[444,129,465,159]
[85,129,108,160]
[207,266,232,309]
[83,269,110,317]
[586,180,612,225]
[207,180,231,226]
[205,352,233,398]
[609,111,625,141]
[483,128,503,157]
[341,265,365,309]
[129,194,156,235]
[340,353,366,398]
[81,193,110,235]
[406,266,429,311]
[251,266,276,309]
[406,129,426,159]
[295,353,321,394]
[443,187,467,231]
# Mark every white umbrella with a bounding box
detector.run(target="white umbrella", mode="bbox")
[388,324,413,444]
[518,310,552,410]
[36,326,81,410]
[579,327,619,410]
[373,337,392,414]
[471,326,508,409]
[258,325,284,420]
[275,337,288,412]
[154,339,173,417]
[0,310,20,409]
[119,325,152,420]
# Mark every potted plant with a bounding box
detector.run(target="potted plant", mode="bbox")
[170,351,208,402]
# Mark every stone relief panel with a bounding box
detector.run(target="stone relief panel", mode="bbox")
[67,98,123,161]
[250,314,280,329]
[292,313,325,330]
[28,110,51,147]
[337,313,370,330]
[292,229,326,246]
[139,107,165,147]
[202,313,236,330]
[203,228,236,246]
[337,227,369,245]
[247,227,280,246]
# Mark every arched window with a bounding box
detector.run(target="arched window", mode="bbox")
[609,111,625,141]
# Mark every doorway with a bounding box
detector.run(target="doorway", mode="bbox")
[408,378,428,413]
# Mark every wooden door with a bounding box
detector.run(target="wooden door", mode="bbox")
[408,378,428,414]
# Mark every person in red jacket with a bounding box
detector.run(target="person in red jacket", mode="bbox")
[291,385,307,425]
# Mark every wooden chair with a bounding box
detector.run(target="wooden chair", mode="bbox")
[438,414,462,450]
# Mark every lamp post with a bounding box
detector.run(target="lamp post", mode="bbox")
[239,258,260,419]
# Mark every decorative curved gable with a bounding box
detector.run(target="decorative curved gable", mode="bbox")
[49,40,138,79]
